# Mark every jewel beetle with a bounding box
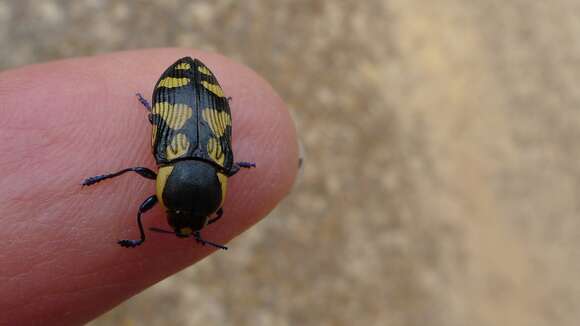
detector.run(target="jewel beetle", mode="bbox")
[82,57,255,250]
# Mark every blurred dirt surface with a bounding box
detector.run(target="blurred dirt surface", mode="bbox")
[2,1,580,326]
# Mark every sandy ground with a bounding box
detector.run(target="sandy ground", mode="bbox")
[2,1,580,325]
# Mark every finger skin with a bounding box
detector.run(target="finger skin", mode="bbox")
[0,49,298,325]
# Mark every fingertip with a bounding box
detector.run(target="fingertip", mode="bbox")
[0,48,298,325]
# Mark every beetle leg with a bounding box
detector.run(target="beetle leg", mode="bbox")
[207,207,223,225]
[82,167,157,186]
[118,195,158,248]
[236,162,256,168]
[226,162,256,176]
[136,93,156,124]
[149,227,175,234]
[135,93,152,111]
[193,231,228,250]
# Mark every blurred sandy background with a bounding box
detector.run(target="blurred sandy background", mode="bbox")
[2,1,580,325]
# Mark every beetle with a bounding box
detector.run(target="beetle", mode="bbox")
[82,57,255,250]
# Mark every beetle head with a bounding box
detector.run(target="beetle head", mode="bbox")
[166,209,207,236]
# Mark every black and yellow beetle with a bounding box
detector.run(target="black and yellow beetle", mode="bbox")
[82,57,255,250]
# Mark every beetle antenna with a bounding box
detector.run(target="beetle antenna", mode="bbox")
[149,227,175,234]
[194,231,228,250]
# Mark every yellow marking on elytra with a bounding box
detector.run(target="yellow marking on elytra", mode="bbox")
[151,126,158,147]
[166,133,190,160]
[156,166,174,209]
[207,137,224,166]
[202,108,231,137]
[175,63,191,70]
[198,66,212,75]
[153,102,193,129]
[217,172,228,207]
[158,77,190,88]
[201,81,225,97]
